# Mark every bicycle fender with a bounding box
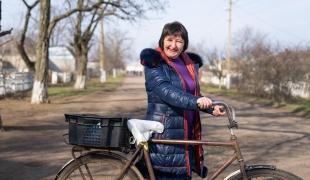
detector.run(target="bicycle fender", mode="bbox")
[246,164,276,171]
[54,158,76,180]
[224,164,277,180]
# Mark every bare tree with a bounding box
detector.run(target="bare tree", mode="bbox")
[234,27,310,101]
[68,0,166,89]
[49,6,70,47]
[31,0,50,104]
[205,48,226,89]
[188,42,226,89]
[18,0,126,103]
[17,0,166,103]
[104,29,131,73]
[234,26,271,60]
[15,0,39,72]
[68,0,115,89]
[233,27,271,96]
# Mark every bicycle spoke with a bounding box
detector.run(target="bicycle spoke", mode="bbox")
[61,156,140,180]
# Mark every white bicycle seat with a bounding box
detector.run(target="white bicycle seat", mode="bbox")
[127,119,164,145]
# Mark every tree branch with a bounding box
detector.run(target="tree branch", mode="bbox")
[15,41,35,71]
[0,28,13,37]
[16,0,39,71]
[47,0,121,38]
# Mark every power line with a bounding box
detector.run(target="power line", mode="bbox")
[235,4,305,42]
[234,0,259,9]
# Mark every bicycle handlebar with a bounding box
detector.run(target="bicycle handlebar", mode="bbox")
[201,101,238,129]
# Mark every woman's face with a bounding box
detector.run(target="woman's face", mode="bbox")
[163,35,184,59]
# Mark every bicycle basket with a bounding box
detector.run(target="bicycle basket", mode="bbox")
[65,114,131,149]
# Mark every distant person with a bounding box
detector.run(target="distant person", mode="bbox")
[140,21,225,179]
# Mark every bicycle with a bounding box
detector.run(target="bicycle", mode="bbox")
[55,101,303,180]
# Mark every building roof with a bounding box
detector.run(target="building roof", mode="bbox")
[49,46,74,61]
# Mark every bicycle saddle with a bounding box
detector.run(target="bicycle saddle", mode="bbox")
[127,119,164,145]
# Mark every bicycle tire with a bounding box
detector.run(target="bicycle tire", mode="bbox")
[55,151,144,180]
[226,168,303,180]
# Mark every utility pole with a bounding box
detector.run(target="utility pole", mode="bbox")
[0,1,3,131]
[0,0,2,32]
[226,0,233,89]
[99,18,106,83]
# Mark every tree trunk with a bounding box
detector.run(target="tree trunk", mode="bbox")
[74,74,86,89]
[31,0,50,104]
[100,68,107,83]
[99,18,106,83]
[74,46,88,89]
[218,76,222,90]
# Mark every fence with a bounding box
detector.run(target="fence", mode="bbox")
[202,72,310,99]
[51,71,72,84]
[0,71,34,95]
[290,82,310,99]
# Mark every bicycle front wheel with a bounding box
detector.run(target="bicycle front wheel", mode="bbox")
[55,151,144,180]
[226,168,303,180]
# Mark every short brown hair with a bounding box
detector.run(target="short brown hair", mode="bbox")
[158,21,188,52]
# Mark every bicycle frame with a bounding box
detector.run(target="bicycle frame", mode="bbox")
[116,102,248,180]
[116,129,248,180]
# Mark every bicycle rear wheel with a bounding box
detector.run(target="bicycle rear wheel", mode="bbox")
[55,151,143,180]
[226,168,302,180]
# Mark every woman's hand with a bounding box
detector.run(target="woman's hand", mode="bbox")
[197,97,226,116]
[212,105,226,116]
[197,97,212,109]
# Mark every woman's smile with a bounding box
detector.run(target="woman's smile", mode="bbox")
[163,35,185,59]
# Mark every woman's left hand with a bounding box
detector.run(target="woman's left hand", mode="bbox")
[212,105,226,116]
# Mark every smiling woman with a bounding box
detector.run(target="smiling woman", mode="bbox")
[158,22,188,59]
[162,35,185,59]
[139,21,225,180]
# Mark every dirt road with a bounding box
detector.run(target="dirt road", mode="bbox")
[0,76,308,179]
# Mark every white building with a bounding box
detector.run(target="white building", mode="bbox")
[125,62,143,76]
[48,46,75,83]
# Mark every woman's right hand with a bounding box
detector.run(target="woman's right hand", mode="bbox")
[197,97,212,109]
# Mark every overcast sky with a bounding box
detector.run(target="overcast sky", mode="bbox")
[2,0,310,59]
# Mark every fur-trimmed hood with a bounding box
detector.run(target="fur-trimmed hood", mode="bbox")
[140,48,203,68]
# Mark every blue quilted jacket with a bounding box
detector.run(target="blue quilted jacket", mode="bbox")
[140,48,207,179]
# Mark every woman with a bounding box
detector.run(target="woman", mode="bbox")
[140,21,224,179]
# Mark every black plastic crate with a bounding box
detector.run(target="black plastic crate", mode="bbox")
[65,114,131,149]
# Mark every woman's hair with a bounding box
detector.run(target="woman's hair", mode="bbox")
[158,21,188,52]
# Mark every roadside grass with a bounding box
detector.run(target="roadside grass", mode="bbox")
[0,76,123,100]
[201,83,310,117]
[48,76,123,98]
[289,98,310,117]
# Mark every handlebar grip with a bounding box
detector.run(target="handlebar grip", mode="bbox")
[200,101,238,129]
[199,107,225,114]
[199,107,214,114]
